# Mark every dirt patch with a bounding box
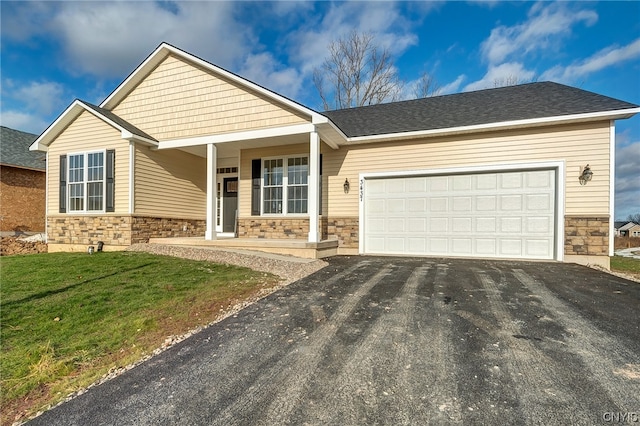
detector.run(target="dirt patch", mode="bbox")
[615,236,640,250]
[0,237,47,256]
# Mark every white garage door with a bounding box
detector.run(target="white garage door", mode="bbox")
[363,169,556,260]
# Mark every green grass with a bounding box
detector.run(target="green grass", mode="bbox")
[611,255,640,276]
[1,252,279,421]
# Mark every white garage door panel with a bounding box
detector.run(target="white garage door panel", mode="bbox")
[363,169,556,260]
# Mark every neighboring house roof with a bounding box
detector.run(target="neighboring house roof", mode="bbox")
[323,82,640,138]
[615,221,629,229]
[0,126,45,171]
[30,100,158,151]
[620,222,640,231]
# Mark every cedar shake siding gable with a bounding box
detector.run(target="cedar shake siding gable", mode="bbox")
[111,54,311,141]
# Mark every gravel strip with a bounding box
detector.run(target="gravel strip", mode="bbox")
[126,243,328,286]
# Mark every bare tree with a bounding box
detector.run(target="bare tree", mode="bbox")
[493,75,537,88]
[413,71,441,98]
[627,213,640,224]
[313,31,403,110]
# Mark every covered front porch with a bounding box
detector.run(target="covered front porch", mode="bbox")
[153,119,345,259]
[147,235,339,259]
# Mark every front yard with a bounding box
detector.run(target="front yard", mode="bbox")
[1,252,279,425]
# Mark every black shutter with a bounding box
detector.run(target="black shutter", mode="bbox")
[251,159,261,216]
[59,155,67,213]
[106,149,115,212]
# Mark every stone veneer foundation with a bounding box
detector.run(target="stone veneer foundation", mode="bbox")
[322,217,359,248]
[564,216,609,256]
[47,215,205,247]
[131,216,205,243]
[236,217,359,249]
[237,218,309,239]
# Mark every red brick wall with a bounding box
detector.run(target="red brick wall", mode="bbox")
[0,166,46,233]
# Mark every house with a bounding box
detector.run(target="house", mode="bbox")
[1,126,46,236]
[30,43,639,268]
[616,221,640,237]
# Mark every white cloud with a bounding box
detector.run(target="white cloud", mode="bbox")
[239,53,303,101]
[48,2,251,78]
[0,1,55,41]
[542,38,640,83]
[481,3,597,64]
[288,2,419,76]
[464,62,536,92]
[0,110,50,135]
[615,141,640,220]
[12,81,66,116]
[440,75,466,95]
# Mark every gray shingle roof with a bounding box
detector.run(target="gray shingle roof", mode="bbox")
[0,126,45,171]
[80,101,157,142]
[322,82,639,138]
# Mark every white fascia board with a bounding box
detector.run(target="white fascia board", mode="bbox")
[345,108,640,144]
[158,123,316,149]
[101,43,323,123]
[316,120,347,149]
[158,44,322,123]
[120,130,158,147]
[29,100,84,152]
[29,142,49,152]
[78,105,157,146]
[100,44,169,109]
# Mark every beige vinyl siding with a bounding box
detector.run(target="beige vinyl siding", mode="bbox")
[46,111,130,214]
[322,122,611,217]
[112,54,309,140]
[134,146,206,218]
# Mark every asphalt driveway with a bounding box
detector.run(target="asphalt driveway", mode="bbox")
[28,257,640,425]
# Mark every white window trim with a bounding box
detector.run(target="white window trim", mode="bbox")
[260,154,310,216]
[67,149,107,214]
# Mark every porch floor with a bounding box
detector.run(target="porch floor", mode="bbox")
[148,236,339,259]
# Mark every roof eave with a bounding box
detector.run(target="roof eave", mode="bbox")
[343,108,640,144]
[29,100,158,152]
[0,163,46,172]
[121,131,159,147]
[101,43,326,124]
[29,100,84,152]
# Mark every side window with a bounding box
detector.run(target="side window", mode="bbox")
[61,150,114,213]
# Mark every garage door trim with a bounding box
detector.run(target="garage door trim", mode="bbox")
[358,161,565,260]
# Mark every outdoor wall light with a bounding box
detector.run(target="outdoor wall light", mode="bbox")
[579,164,593,185]
[343,178,350,193]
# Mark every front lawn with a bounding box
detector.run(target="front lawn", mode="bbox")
[610,255,640,280]
[1,252,279,424]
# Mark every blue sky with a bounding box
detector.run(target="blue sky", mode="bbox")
[1,1,639,219]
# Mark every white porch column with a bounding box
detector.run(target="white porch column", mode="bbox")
[308,130,320,243]
[205,143,217,240]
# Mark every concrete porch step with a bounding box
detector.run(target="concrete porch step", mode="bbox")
[148,237,339,259]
